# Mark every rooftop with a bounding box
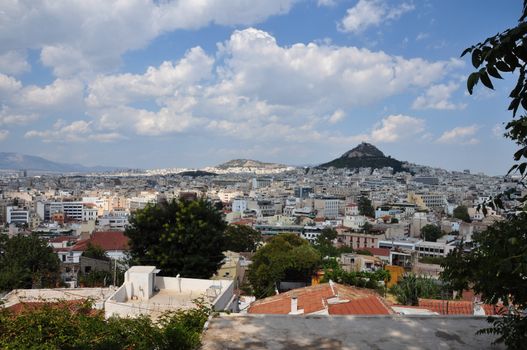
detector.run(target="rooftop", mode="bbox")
[201,314,504,349]
[248,282,392,315]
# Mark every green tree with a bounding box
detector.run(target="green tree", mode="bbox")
[83,242,109,261]
[441,214,527,349]
[224,224,262,252]
[358,196,375,217]
[453,205,471,223]
[362,221,373,234]
[314,227,338,257]
[248,233,321,298]
[125,198,227,279]
[0,234,60,292]
[390,274,443,306]
[420,224,443,242]
[443,3,527,347]
[463,1,527,190]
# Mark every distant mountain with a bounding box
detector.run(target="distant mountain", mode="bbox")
[216,159,288,169]
[318,143,408,173]
[0,152,119,173]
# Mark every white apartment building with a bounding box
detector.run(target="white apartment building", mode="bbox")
[6,206,29,224]
[415,241,457,258]
[36,201,100,222]
[232,198,248,213]
[314,198,343,219]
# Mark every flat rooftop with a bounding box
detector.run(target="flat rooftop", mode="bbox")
[201,314,504,349]
[123,289,209,310]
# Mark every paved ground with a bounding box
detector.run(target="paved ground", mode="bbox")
[201,314,504,350]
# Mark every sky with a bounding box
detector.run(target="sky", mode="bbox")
[0,0,523,175]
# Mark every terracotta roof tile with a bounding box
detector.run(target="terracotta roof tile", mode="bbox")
[70,231,128,252]
[360,247,390,257]
[418,299,473,315]
[328,296,392,315]
[248,283,393,315]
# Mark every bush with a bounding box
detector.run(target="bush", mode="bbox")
[390,274,443,306]
[0,299,211,349]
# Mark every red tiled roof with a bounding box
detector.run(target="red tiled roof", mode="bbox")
[248,283,393,315]
[70,231,129,252]
[482,304,508,316]
[328,296,391,315]
[230,219,255,226]
[418,298,507,316]
[418,299,473,315]
[360,247,390,257]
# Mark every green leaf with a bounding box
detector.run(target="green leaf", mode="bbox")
[467,72,480,94]
[513,146,527,161]
[479,70,494,89]
[472,48,482,68]
[519,162,527,175]
[487,65,503,79]
[508,98,521,116]
[496,61,513,72]
[508,164,519,174]
[461,46,474,57]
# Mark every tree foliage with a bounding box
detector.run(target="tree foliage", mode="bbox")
[314,227,338,257]
[224,224,262,252]
[441,214,527,348]
[445,3,527,347]
[390,274,444,306]
[247,233,321,298]
[462,0,527,193]
[83,243,109,261]
[0,234,60,292]
[358,196,375,217]
[453,205,471,222]
[322,265,389,292]
[125,198,227,279]
[0,299,210,349]
[420,224,443,242]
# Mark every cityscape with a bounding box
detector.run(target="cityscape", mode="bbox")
[1,1,526,349]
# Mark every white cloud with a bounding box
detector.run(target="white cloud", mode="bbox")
[416,32,429,41]
[86,47,213,108]
[0,50,30,75]
[18,79,84,110]
[370,114,425,142]
[339,0,415,34]
[492,123,504,139]
[412,82,466,110]
[437,125,479,144]
[84,28,458,141]
[317,0,337,6]
[0,129,8,141]
[25,119,123,143]
[0,0,297,77]
[328,109,345,124]
[0,108,37,126]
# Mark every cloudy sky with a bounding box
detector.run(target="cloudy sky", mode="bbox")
[0,0,522,174]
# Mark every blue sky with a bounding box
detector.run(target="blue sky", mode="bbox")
[0,0,523,174]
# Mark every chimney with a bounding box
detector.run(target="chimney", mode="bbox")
[291,296,298,314]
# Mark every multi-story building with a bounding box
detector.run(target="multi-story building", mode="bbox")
[338,232,380,249]
[6,206,29,224]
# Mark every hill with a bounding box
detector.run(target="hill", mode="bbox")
[216,159,287,169]
[318,143,408,173]
[0,152,119,173]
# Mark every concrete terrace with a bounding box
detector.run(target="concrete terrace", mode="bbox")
[201,314,505,350]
